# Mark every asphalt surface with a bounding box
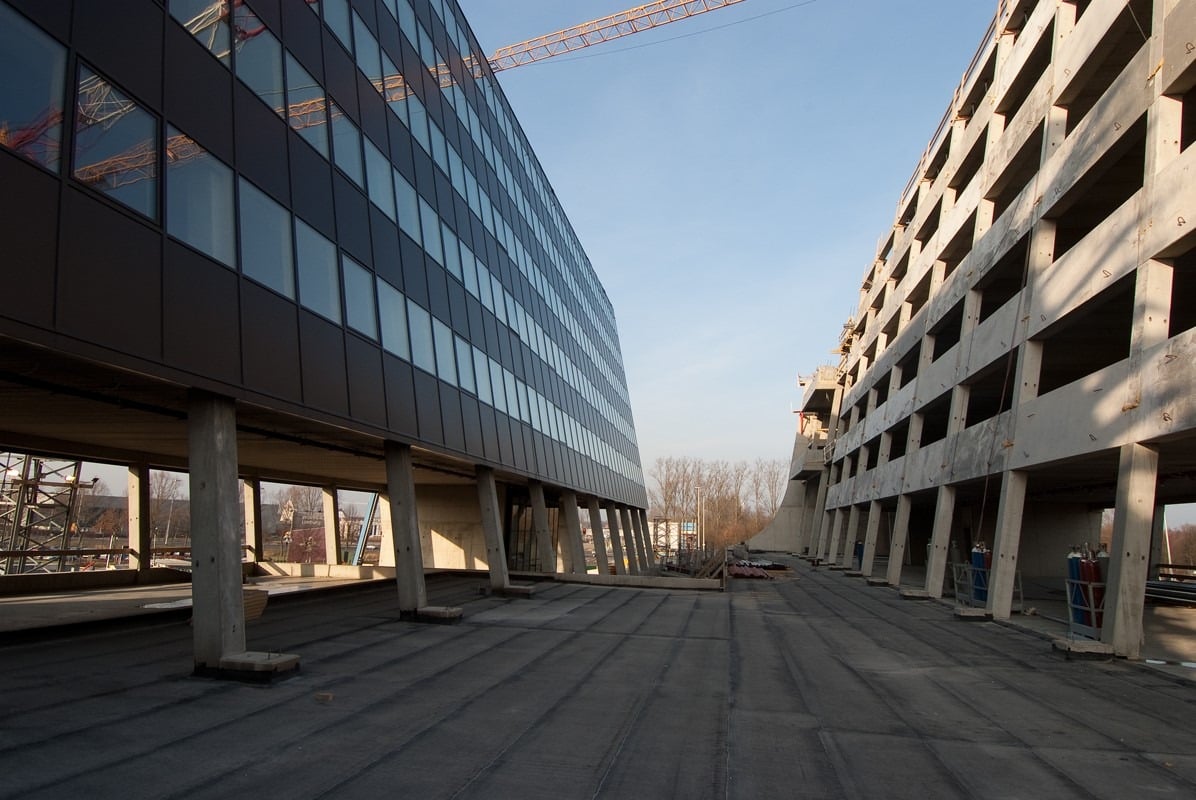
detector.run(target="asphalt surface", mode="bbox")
[1,562,1194,799]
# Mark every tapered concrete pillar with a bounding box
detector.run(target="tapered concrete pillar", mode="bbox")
[860,500,883,576]
[376,493,395,568]
[1102,443,1159,658]
[925,485,956,598]
[188,391,247,669]
[824,508,845,564]
[588,499,608,575]
[528,481,555,574]
[987,470,1027,620]
[887,494,912,586]
[637,509,657,568]
[560,491,586,574]
[243,479,262,563]
[843,504,861,567]
[605,502,627,575]
[619,506,640,575]
[386,442,427,612]
[477,466,510,590]
[127,465,152,571]
[322,486,341,565]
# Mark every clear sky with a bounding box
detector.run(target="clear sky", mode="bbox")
[457,0,999,476]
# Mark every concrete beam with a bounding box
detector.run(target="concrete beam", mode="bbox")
[477,466,510,591]
[385,442,427,612]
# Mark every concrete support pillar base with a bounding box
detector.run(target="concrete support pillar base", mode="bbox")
[1051,638,1114,660]
[954,608,991,621]
[899,588,931,600]
[400,605,464,624]
[865,577,889,587]
[196,651,301,683]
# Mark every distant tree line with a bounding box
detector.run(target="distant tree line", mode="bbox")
[648,456,788,549]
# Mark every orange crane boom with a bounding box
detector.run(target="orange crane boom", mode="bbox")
[488,0,748,72]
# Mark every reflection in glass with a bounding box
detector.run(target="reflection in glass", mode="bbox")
[331,103,364,187]
[419,198,442,264]
[233,4,285,115]
[408,301,436,374]
[295,219,341,323]
[238,177,294,297]
[377,279,409,359]
[286,54,327,155]
[166,126,235,266]
[0,4,67,171]
[489,360,506,413]
[441,224,461,280]
[324,0,353,51]
[381,53,408,124]
[170,0,231,66]
[473,347,491,405]
[343,254,377,339]
[353,12,383,83]
[455,336,475,394]
[406,93,430,153]
[73,67,158,220]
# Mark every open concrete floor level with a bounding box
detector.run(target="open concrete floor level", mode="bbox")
[2,563,1195,799]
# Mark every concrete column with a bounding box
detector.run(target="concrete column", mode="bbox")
[886,494,912,586]
[477,466,510,590]
[605,502,627,575]
[126,465,152,571]
[626,506,648,572]
[187,391,246,669]
[860,500,883,576]
[528,480,555,574]
[824,507,845,564]
[987,470,1027,620]
[843,504,861,567]
[322,486,341,566]
[806,467,830,555]
[619,506,640,575]
[243,479,262,564]
[386,442,428,612]
[924,484,956,598]
[798,480,820,554]
[588,499,608,575]
[1102,443,1159,658]
[376,494,395,568]
[638,509,657,568]
[559,491,586,574]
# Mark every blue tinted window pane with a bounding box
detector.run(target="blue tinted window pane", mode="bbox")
[331,104,363,186]
[286,54,327,156]
[166,126,235,266]
[396,1,418,44]
[489,359,506,413]
[460,246,479,298]
[170,0,230,66]
[295,219,341,323]
[419,198,442,264]
[441,224,461,280]
[0,5,67,171]
[407,93,429,152]
[433,318,455,385]
[407,300,435,374]
[343,255,377,339]
[233,7,284,115]
[473,347,491,404]
[238,177,294,297]
[73,67,158,220]
[381,53,409,124]
[455,336,475,394]
[394,169,421,243]
[364,138,395,220]
[377,279,409,359]
[352,12,383,83]
[324,0,352,51]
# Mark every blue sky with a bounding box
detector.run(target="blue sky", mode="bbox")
[458,0,999,474]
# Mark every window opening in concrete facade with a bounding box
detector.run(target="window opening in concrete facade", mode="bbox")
[1036,274,1134,395]
[890,249,909,286]
[864,436,881,472]
[915,197,942,245]
[957,51,996,125]
[1181,86,1196,150]
[888,418,911,462]
[0,3,66,172]
[1059,0,1152,135]
[938,211,977,279]
[995,21,1055,121]
[930,303,964,361]
[949,131,987,194]
[919,392,952,447]
[964,357,1017,428]
[1068,0,1093,22]
[874,370,891,408]
[897,342,921,389]
[1169,248,1196,338]
[1050,115,1146,258]
[988,123,1045,222]
[74,66,158,221]
[977,233,1031,323]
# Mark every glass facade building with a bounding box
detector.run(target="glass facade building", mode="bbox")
[0,0,646,508]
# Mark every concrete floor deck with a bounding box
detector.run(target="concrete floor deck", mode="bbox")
[1,560,1195,799]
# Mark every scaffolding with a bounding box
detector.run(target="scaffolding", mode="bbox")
[0,453,84,575]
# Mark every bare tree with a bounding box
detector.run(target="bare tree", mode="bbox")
[150,470,186,546]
